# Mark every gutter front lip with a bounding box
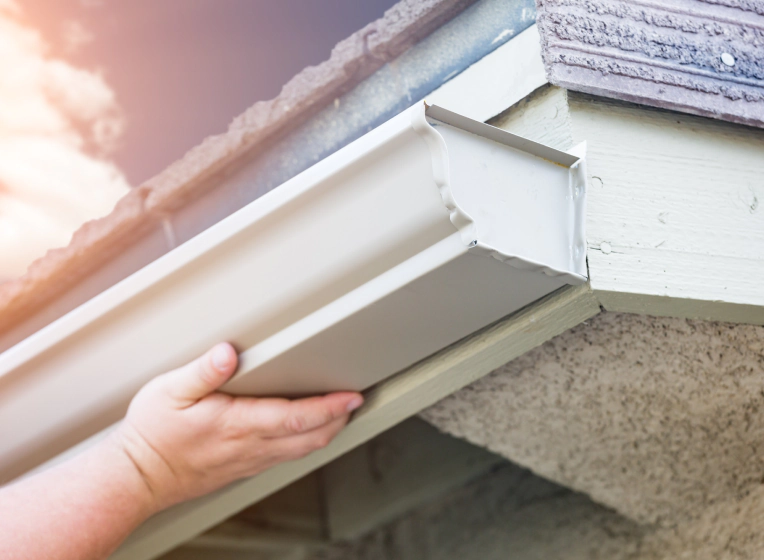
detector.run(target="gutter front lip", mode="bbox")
[0,102,587,383]
[0,100,587,483]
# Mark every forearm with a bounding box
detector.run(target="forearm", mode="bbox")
[0,432,158,560]
[0,343,360,559]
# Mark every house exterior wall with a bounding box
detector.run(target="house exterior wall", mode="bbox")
[287,310,764,560]
[420,310,764,557]
[422,311,764,525]
[3,1,763,557]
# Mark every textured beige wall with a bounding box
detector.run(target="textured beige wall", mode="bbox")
[418,312,764,557]
[304,312,764,560]
[421,312,764,526]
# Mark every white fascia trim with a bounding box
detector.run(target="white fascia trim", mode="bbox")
[0,99,586,484]
[425,24,548,122]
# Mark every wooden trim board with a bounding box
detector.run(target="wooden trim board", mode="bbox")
[493,86,764,326]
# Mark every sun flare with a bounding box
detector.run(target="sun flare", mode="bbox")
[0,0,129,281]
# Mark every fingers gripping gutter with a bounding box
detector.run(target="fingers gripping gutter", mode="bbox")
[233,392,364,438]
[118,342,365,510]
[265,393,364,459]
[281,393,364,436]
[162,343,239,406]
[155,342,364,442]
[270,416,351,462]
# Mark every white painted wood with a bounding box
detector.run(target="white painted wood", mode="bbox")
[113,284,600,560]
[208,473,325,545]
[323,418,503,540]
[570,93,764,325]
[161,540,304,560]
[494,86,764,325]
[425,25,547,123]
[179,420,502,549]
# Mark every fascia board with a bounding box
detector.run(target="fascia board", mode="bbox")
[0,102,587,483]
[424,24,548,123]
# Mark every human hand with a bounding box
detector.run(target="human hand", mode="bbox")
[112,343,363,512]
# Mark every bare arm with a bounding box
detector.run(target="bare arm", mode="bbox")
[0,343,362,560]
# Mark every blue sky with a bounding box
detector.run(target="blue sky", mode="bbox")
[22,0,399,184]
[0,1,398,279]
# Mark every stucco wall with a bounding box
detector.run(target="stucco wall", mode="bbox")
[307,459,764,560]
[415,311,764,558]
[308,462,647,560]
[304,312,764,560]
[420,312,764,527]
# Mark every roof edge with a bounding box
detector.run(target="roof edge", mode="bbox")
[0,0,479,336]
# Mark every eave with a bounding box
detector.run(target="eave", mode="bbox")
[0,5,761,558]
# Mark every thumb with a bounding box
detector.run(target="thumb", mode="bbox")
[163,343,239,406]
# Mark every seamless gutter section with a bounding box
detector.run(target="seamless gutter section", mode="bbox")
[0,0,477,340]
[0,102,586,484]
[0,0,536,351]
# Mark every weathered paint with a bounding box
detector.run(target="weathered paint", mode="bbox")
[492,85,764,325]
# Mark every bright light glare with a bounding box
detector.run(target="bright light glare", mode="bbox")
[0,0,129,281]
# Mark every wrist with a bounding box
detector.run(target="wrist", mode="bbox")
[105,426,168,517]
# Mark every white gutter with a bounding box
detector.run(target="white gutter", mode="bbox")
[0,102,586,484]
